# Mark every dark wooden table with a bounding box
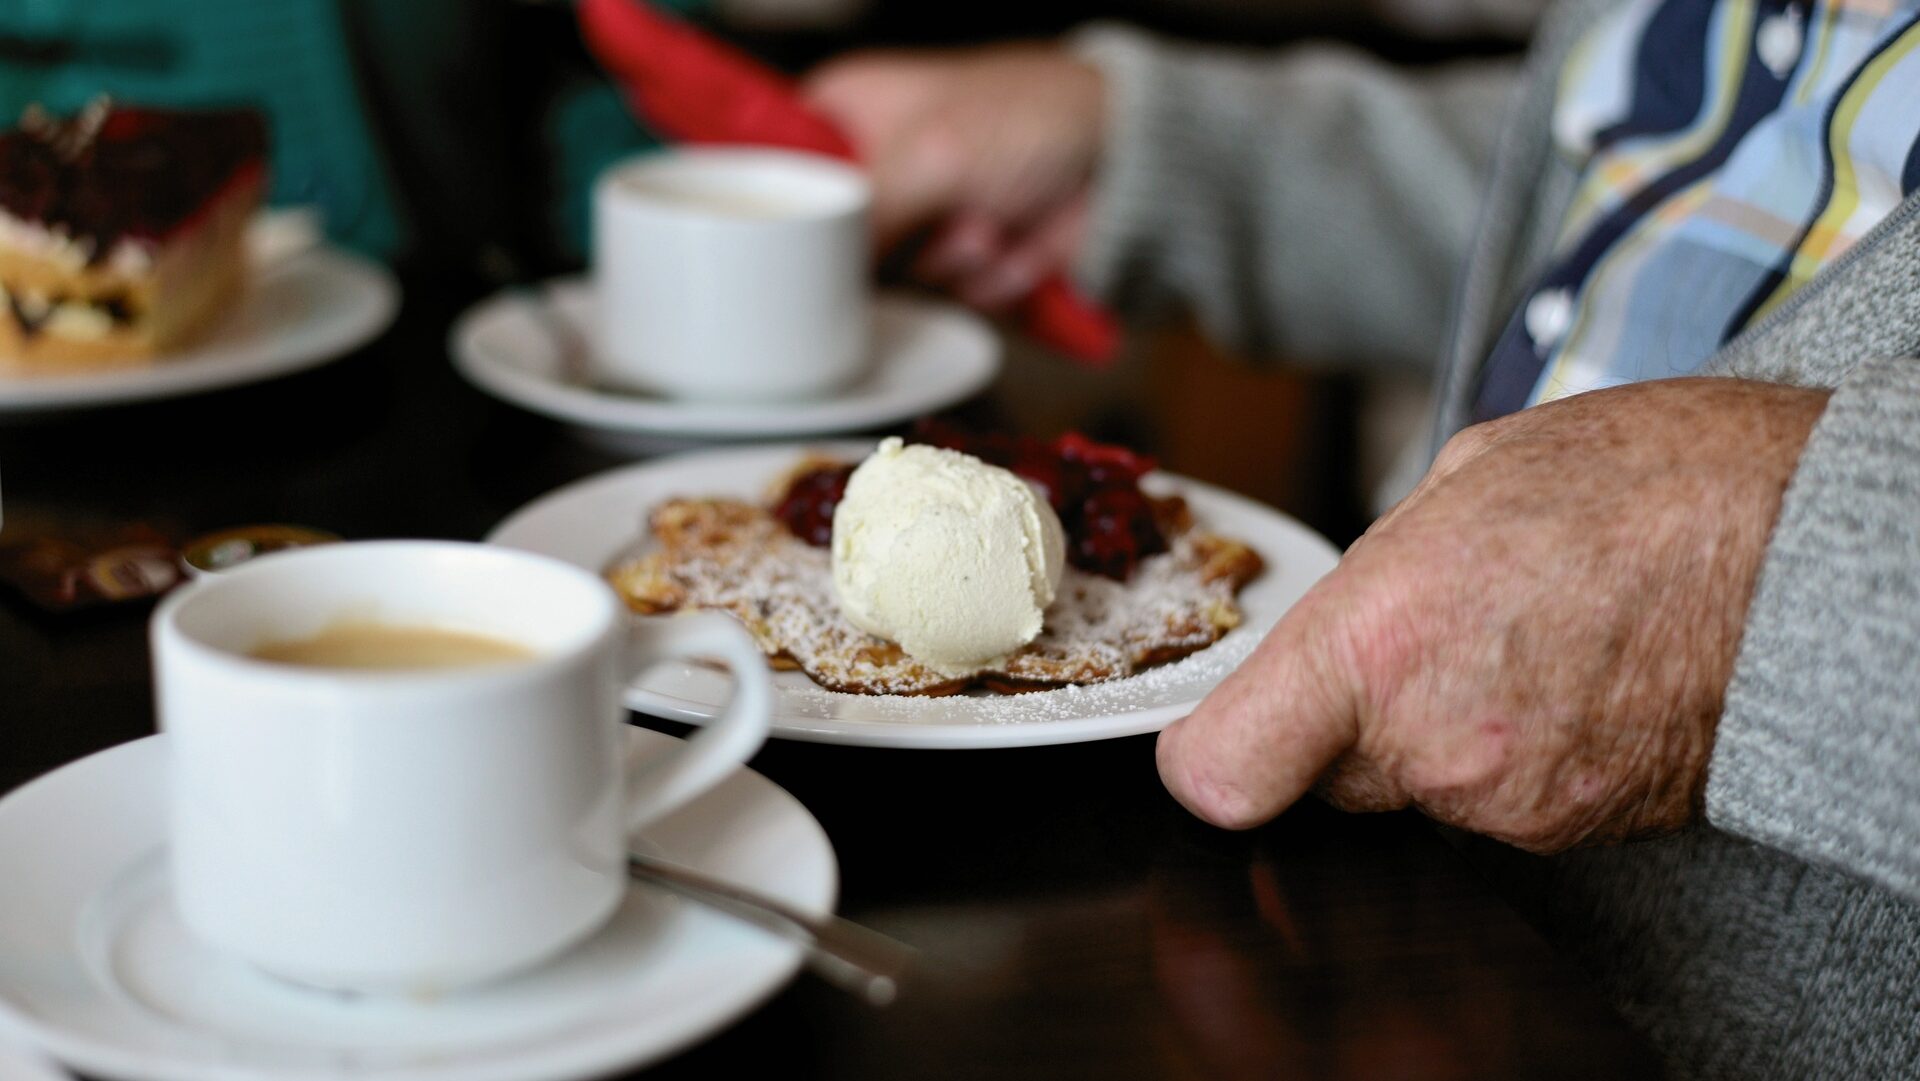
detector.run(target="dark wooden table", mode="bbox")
[0,277,1661,1080]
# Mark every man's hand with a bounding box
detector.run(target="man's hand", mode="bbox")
[1159,378,1831,851]
[803,46,1104,311]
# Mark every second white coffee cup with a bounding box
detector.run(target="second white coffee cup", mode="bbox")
[592,147,872,401]
[151,540,772,994]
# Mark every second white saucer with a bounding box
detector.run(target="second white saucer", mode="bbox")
[0,729,836,1081]
[449,279,1001,445]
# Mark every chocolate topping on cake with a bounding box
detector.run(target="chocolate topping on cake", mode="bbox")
[0,102,267,259]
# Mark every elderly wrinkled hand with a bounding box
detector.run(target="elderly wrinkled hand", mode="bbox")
[1158,378,1831,851]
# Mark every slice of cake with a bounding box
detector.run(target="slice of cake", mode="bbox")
[0,100,268,372]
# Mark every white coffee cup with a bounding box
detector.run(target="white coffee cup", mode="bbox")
[150,540,771,994]
[592,147,871,401]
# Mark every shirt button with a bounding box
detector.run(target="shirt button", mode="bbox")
[1758,8,1805,79]
[1525,288,1575,353]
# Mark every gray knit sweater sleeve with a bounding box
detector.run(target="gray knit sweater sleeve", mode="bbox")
[1708,354,1920,901]
[1069,24,1520,374]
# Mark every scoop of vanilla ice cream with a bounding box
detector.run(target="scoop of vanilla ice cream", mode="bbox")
[831,438,1066,673]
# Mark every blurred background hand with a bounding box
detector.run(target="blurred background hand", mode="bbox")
[802,45,1104,312]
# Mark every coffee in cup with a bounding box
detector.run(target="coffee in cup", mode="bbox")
[151,540,772,994]
[249,620,536,669]
[592,147,871,401]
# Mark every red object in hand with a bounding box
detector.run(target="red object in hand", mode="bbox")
[576,0,1122,365]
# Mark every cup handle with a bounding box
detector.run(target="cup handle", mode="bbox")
[621,611,773,832]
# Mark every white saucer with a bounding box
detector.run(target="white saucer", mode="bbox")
[0,247,399,415]
[449,279,1000,445]
[487,441,1343,749]
[0,729,836,1081]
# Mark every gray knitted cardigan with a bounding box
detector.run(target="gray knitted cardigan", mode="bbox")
[1075,3,1920,1077]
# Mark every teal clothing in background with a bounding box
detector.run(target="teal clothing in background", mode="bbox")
[546,79,661,262]
[540,0,711,259]
[0,0,677,269]
[0,0,407,259]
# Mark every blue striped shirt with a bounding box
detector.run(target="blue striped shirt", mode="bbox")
[1472,0,1920,422]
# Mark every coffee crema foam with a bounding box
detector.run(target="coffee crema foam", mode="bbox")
[248,621,536,670]
[618,179,809,219]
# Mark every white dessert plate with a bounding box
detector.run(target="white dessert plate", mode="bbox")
[0,729,836,1081]
[486,441,1343,749]
[0,246,398,415]
[449,280,1000,444]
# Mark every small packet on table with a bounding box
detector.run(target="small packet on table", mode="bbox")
[0,518,340,615]
[0,518,184,615]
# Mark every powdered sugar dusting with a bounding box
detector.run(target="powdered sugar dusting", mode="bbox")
[490,440,1342,744]
[611,496,1259,697]
[778,619,1266,725]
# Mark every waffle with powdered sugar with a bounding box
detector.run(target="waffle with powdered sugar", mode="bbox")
[607,465,1263,697]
